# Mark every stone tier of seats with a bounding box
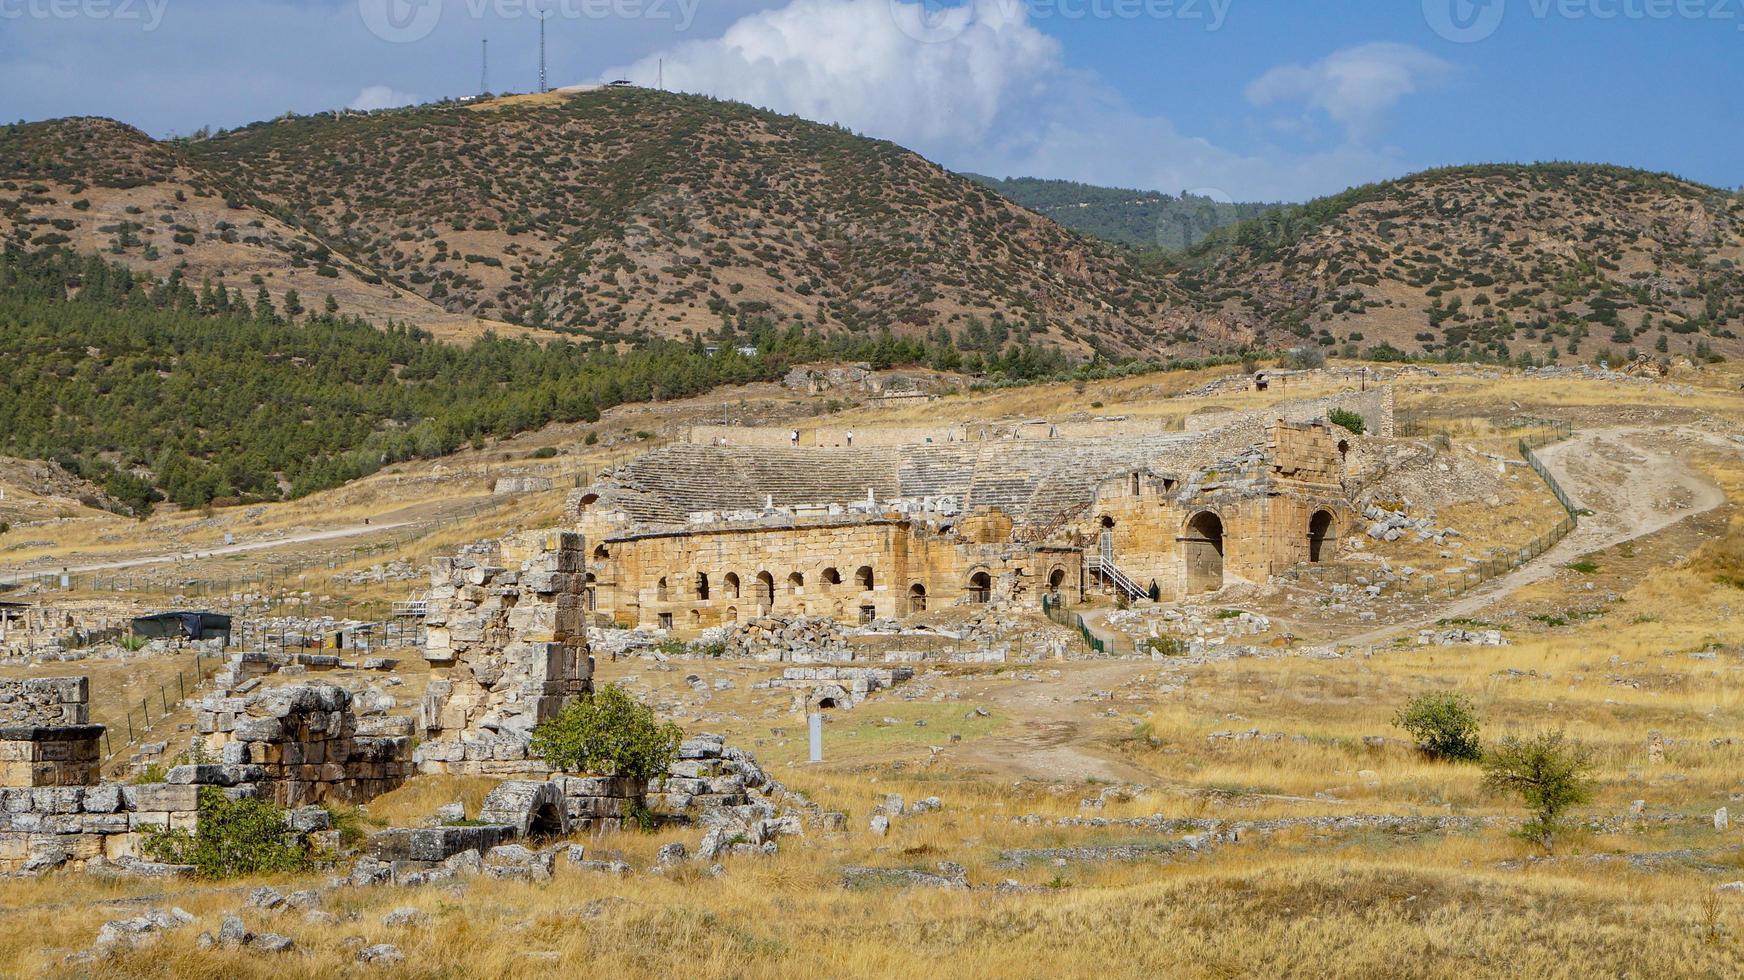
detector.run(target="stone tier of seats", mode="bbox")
[604,434,1208,526]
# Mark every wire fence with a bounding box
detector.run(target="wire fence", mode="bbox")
[1042,594,1106,655]
[109,651,222,761]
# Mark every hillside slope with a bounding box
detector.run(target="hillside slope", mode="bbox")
[966,174,1281,251]
[1180,164,1744,362]
[172,90,1194,356]
[0,117,531,343]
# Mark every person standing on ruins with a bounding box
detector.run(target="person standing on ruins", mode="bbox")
[791,429,799,447]
[846,430,854,447]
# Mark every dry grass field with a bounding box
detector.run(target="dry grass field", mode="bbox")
[4,359,1744,977]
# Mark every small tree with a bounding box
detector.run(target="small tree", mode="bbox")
[1393,691,1482,761]
[142,787,311,878]
[1328,408,1366,435]
[530,685,682,782]
[1482,731,1594,853]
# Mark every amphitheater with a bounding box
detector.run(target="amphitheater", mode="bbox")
[572,388,1392,633]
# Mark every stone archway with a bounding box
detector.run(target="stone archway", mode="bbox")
[967,571,992,604]
[1308,510,1336,563]
[909,583,927,614]
[1182,511,1225,594]
[755,572,775,612]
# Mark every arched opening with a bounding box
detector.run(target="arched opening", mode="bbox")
[1183,511,1225,594]
[724,605,739,624]
[527,799,566,841]
[1100,515,1116,529]
[816,696,838,710]
[1048,567,1067,593]
[593,544,610,561]
[755,572,775,612]
[655,576,669,602]
[584,572,597,612]
[821,567,842,588]
[967,571,992,604]
[855,566,875,591]
[688,609,701,626]
[723,573,741,599]
[1308,510,1336,563]
[909,583,927,614]
[696,572,710,600]
[577,493,599,510]
[787,571,804,594]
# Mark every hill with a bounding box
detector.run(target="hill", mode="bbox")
[162,90,1202,356]
[0,116,532,343]
[966,174,1282,251]
[1178,164,1744,362]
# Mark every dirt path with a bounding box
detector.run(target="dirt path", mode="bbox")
[1337,425,1729,647]
[950,660,1158,783]
[29,520,416,577]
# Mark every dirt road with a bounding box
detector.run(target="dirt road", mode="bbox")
[949,424,1735,782]
[1338,425,1729,646]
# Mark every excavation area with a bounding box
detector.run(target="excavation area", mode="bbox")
[1,361,1743,976]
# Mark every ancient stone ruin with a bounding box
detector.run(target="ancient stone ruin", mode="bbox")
[191,682,412,807]
[0,677,103,787]
[417,531,594,774]
[574,412,1366,635]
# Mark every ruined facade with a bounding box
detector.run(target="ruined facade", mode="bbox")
[575,409,1368,635]
[417,531,595,774]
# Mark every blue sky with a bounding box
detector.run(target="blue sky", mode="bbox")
[2,0,1739,201]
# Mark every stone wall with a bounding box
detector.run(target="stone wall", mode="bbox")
[0,677,102,788]
[0,782,200,873]
[192,682,411,808]
[0,725,104,787]
[417,531,594,775]
[0,676,90,726]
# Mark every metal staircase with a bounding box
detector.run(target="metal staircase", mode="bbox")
[1087,552,1147,601]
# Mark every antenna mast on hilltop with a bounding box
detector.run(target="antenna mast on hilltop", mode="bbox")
[480,39,489,96]
[537,15,548,94]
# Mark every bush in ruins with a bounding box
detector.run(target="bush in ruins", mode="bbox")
[1329,408,1366,435]
[1393,691,1483,761]
[141,787,312,878]
[530,685,682,782]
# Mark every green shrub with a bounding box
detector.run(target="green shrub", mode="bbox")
[1393,691,1482,761]
[1328,408,1366,435]
[1482,730,1594,853]
[141,787,312,878]
[530,685,682,781]
[527,446,559,459]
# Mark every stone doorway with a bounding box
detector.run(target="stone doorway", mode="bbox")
[1308,510,1336,563]
[1182,511,1225,594]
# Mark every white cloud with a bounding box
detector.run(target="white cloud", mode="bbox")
[1245,42,1454,142]
[348,85,420,112]
[605,0,1056,152]
[603,0,1433,202]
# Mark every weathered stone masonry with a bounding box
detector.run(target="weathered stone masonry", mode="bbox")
[417,531,595,775]
[574,415,1363,634]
